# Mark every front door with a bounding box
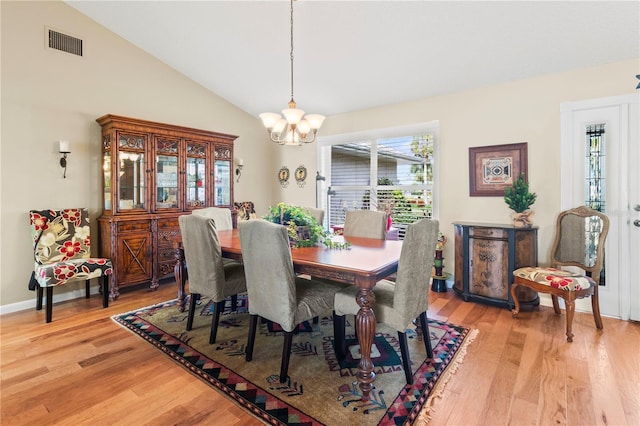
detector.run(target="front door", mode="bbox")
[561,94,639,320]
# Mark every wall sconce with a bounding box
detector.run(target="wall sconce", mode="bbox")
[59,140,70,178]
[235,158,244,182]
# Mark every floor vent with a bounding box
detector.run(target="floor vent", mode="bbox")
[47,28,83,57]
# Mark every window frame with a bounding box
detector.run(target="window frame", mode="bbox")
[317,121,440,236]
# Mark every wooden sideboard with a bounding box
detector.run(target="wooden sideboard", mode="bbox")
[96,115,237,300]
[453,222,539,309]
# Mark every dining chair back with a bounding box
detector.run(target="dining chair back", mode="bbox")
[343,209,387,239]
[333,218,439,384]
[178,214,246,344]
[238,219,345,383]
[29,208,112,323]
[301,206,325,225]
[192,207,233,230]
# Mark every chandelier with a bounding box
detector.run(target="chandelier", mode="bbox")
[259,0,325,145]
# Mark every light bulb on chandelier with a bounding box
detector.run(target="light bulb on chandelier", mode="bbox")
[259,0,325,146]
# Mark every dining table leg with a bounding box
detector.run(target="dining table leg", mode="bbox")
[355,287,376,400]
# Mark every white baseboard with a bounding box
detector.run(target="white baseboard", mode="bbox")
[0,286,102,316]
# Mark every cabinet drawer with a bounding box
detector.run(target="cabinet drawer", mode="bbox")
[158,260,177,278]
[117,220,151,232]
[158,245,179,264]
[158,217,180,229]
[158,227,181,245]
[469,227,507,239]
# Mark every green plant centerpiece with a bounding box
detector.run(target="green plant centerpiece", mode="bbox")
[263,203,350,249]
[504,173,537,227]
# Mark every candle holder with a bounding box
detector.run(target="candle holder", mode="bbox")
[58,140,71,179]
[431,233,449,292]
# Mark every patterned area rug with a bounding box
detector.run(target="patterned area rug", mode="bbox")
[112,296,477,425]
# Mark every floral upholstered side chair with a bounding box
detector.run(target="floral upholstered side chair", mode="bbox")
[511,206,609,342]
[29,208,113,323]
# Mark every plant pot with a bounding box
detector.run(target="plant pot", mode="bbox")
[512,210,535,228]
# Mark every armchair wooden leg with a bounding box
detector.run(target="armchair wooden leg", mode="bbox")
[46,287,53,323]
[36,286,44,311]
[246,314,258,362]
[564,299,575,342]
[85,280,90,299]
[591,292,604,330]
[186,294,200,331]
[280,331,293,384]
[419,312,433,359]
[551,295,561,314]
[397,331,413,384]
[510,282,521,317]
[102,275,109,308]
[209,301,225,344]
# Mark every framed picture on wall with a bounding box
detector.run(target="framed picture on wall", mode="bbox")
[469,142,528,196]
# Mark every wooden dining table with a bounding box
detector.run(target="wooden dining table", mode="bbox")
[174,228,403,400]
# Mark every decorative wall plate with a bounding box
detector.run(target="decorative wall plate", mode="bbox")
[278,166,290,188]
[295,165,307,187]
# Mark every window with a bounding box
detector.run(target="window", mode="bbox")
[585,123,606,211]
[317,122,438,239]
[585,122,606,285]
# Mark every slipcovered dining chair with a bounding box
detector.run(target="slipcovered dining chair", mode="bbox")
[511,206,609,342]
[29,208,112,323]
[178,214,247,344]
[192,207,237,265]
[333,218,439,384]
[343,209,387,240]
[300,206,325,226]
[238,220,346,383]
[192,207,233,230]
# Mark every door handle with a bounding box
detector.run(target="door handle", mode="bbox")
[634,219,640,227]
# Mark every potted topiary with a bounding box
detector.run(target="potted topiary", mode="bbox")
[263,203,350,249]
[504,173,537,227]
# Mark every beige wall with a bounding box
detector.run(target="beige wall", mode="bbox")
[1,1,638,312]
[0,1,273,308]
[317,59,638,272]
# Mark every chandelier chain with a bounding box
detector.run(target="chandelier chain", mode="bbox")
[258,0,325,145]
[290,0,294,103]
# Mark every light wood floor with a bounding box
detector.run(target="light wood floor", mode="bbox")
[1,281,638,425]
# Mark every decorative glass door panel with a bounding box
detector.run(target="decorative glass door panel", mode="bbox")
[155,137,180,210]
[186,142,207,208]
[103,150,112,210]
[117,133,146,211]
[214,160,231,205]
[214,145,232,206]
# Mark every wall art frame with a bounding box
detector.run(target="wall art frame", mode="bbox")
[468,142,528,196]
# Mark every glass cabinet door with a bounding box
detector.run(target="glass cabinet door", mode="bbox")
[186,142,208,208]
[117,133,146,211]
[214,160,231,206]
[155,138,180,210]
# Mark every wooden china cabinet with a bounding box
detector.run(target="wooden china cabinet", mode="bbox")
[97,114,237,300]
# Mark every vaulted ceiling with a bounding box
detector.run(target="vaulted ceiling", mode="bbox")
[66,1,639,117]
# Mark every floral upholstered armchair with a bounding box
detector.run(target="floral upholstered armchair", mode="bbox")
[234,201,257,221]
[29,208,113,323]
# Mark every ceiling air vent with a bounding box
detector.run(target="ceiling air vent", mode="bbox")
[47,28,83,57]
